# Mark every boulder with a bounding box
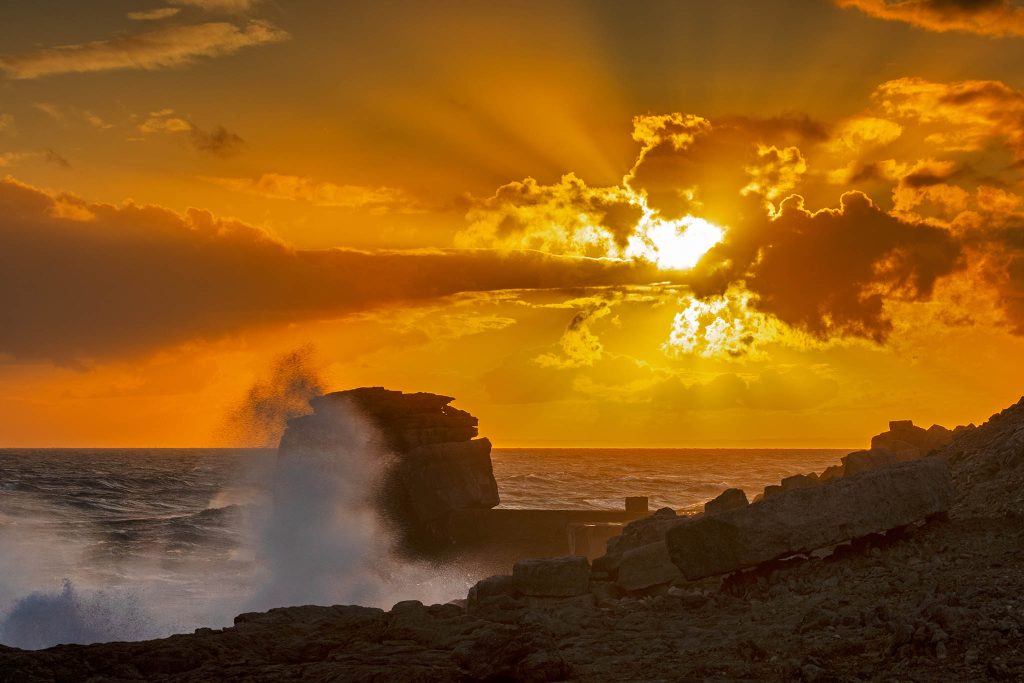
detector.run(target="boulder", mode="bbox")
[278,387,500,552]
[513,556,590,597]
[665,457,953,580]
[592,507,679,574]
[781,473,819,491]
[704,488,748,515]
[615,541,683,592]
[871,420,952,458]
[841,448,899,476]
[468,575,519,610]
[819,464,845,482]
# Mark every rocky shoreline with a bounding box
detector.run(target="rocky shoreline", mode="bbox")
[2,395,1023,682]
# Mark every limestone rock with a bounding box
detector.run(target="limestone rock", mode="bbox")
[615,541,683,592]
[841,448,899,476]
[513,556,590,597]
[781,473,819,491]
[665,457,953,580]
[278,387,499,552]
[705,488,748,515]
[593,506,679,574]
[871,420,952,458]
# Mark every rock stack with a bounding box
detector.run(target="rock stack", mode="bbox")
[278,387,500,553]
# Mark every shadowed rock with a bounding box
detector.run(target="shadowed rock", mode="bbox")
[871,420,953,459]
[592,507,679,575]
[615,541,682,591]
[278,387,499,553]
[513,556,590,597]
[704,488,748,515]
[842,448,900,476]
[666,457,953,580]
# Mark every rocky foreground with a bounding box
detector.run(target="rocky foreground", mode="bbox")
[3,399,1024,682]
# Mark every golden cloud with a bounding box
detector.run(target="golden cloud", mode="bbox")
[0,178,662,363]
[208,174,418,213]
[0,20,288,79]
[835,0,1024,38]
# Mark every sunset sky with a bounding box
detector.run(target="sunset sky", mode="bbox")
[2,0,1024,447]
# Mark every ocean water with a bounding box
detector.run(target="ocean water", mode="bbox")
[0,446,848,649]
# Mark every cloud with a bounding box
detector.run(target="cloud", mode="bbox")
[457,173,643,256]
[0,178,662,363]
[874,77,1024,157]
[650,367,840,412]
[835,0,1024,37]
[0,20,288,79]
[0,114,13,133]
[207,174,417,212]
[43,150,71,169]
[139,110,243,156]
[664,288,787,359]
[689,191,963,341]
[189,125,243,157]
[171,0,261,11]
[127,8,182,21]
[625,113,827,226]
[534,300,614,368]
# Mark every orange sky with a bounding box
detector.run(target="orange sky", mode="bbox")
[1,0,1023,447]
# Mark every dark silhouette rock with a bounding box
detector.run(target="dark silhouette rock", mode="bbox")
[871,420,952,458]
[615,540,682,591]
[841,448,900,476]
[513,556,590,597]
[278,387,499,553]
[705,488,748,515]
[592,506,680,575]
[781,473,819,491]
[665,457,953,580]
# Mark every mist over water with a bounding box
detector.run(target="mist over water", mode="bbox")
[0,351,850,650]
[0,354,478,650]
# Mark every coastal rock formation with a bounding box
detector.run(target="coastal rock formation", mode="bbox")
[278,387,499,552]
[872,420,953,458]
[591,507,679,575]
[704,487,748,515]
[943,396,1024,517]
[4,395,1024,681]
[513,556,590,597]
[665,457,953,580]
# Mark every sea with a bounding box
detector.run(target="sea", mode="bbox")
[0,447,848,650]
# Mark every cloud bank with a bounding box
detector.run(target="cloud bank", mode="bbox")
[0,178,660,363]
[836,0,1024,38]
[0,20,288,79]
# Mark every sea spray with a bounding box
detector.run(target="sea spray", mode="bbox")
[0,580,152,650]
[220,345,325,448]
[0,398,474,649]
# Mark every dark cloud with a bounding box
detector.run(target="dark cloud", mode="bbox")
[836,0,1024,37]
[0,179,662,363]
[43,149,70,168]
[626,114,823,226]
[689,191,963,341]
[190,124,244,157]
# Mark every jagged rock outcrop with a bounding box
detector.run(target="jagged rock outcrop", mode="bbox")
[278,387,499,552]
[513,556,590,597]
[941,396,1024,517]
[591,507,680,575]
[872,420,953,459]
[704,488,748,515]
[4,396,1024,682]
[665,457,953,580]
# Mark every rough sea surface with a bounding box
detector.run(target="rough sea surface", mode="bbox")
[0,447,848,649]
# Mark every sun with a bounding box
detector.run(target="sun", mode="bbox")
[625,216,724,270]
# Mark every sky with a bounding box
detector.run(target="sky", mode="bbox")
[2,0,1024,447]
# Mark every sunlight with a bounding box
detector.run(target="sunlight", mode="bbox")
[626,216,724,270]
